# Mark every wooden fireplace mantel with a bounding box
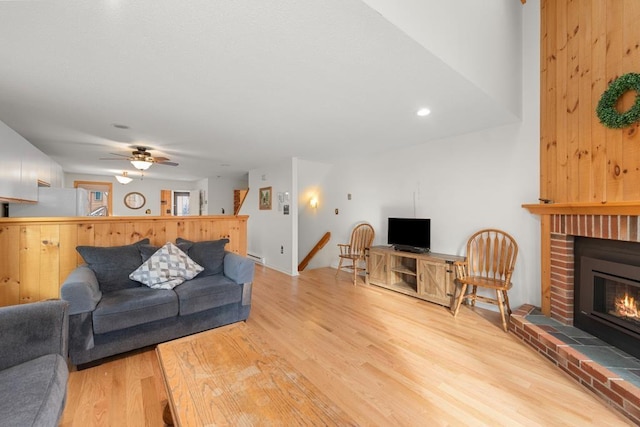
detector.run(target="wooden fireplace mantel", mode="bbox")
[523,201,640,216]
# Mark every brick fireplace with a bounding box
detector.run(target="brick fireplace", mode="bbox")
[510,213,640,424]
[548,214,640,324]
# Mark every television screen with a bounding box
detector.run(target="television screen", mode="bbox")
[387,218,431,253]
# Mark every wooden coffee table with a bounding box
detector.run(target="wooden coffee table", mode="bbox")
[156,322,354,426]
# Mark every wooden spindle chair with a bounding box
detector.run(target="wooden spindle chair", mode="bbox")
[336,223,375,285]
[452,228,518,332]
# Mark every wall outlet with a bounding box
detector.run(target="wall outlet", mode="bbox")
[335,208,339,215]
[280,245,284,254]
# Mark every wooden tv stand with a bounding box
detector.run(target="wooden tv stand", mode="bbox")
[366,246,464,307]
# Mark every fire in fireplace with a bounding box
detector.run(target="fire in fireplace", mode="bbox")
[615,294,639,319]
[575,237,640,359]
[593,271,640,332]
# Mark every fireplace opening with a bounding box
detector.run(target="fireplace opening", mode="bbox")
[592,271,640,333]
[575,237,640,359]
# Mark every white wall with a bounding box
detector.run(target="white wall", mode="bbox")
[242,158,297,275]
[362,0,523,118]
[65,173,197,216]
[294,2,541,309]
[205,175,248,215]
[56,172,246,217]
[298,159,333,270]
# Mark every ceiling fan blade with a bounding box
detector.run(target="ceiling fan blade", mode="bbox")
[157,161,179,166]
[99,157,129,161]
[108,152,131,158]
[153,156,170,162]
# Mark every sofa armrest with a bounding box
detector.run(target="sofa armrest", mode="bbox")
[61,265,102,315]
[224,252,255,285]
[224,252,255,306]
[0,300,69,371]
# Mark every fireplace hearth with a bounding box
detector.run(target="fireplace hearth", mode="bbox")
[575,237,640,359]
[513,212,640,423]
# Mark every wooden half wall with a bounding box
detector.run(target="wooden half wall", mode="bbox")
[0,215,248,307]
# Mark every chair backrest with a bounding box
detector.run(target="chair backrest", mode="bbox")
[349,223,375,255]
[465,229,518,282]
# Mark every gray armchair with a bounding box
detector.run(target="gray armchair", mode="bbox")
[0,300,69,426]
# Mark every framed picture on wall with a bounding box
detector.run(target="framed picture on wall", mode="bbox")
[259,186,272,210]
[93,191,102,201]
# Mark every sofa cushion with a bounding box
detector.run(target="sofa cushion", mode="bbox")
[174,274,242,316]
[139,243,160,263]
[129,242,203,290]
[92,287,178,334]
[176,237,229,277]
[0,354,68,427]
[77,239,150,293]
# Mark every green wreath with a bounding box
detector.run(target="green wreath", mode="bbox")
[596,72,640,129]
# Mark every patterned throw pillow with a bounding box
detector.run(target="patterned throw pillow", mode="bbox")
[129,242,204,290]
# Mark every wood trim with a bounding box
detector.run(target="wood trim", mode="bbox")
[0,215,248,225]
[523,201,640,215]
[0,197,36,204]
[540,215,551,315]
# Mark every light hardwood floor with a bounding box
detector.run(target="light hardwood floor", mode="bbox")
[61,266,634,426]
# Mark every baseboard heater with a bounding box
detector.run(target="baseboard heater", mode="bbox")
[247,253,265,265]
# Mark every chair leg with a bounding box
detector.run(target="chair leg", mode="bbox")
[496,290,508,332]
[452,284,468,316]
[470,286,478,307]
[503,290,512,315]
[352,260,357,286]
[336,258,344,277]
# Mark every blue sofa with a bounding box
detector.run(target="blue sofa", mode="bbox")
[61,238,254,366]
[0,300,69,426]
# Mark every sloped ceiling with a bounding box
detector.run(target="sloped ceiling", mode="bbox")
[0,0,522,181]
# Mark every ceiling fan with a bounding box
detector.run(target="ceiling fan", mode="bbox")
[100,146,179,171]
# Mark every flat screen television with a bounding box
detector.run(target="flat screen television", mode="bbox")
[387,217,431,253]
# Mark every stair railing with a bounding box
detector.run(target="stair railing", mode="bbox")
[298,232,331,271]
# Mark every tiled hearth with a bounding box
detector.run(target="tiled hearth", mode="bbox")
[511,305,640,424]
[510,214,640,424]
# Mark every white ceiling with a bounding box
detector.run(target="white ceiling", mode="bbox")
[0,0,520,182]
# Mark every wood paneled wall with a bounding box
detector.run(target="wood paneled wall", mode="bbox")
[0,215,248,307]
[541,0,640,204]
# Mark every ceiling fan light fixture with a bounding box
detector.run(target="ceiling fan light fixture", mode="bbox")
[115,171,133,184]
[131,160,152,170]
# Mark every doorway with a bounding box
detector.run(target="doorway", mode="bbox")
[234,189,248,215]
[173,191,191,216]
[74,181,112,216]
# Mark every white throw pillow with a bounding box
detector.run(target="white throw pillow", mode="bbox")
[129,242,204,290]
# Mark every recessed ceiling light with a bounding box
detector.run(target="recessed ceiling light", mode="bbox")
[416,108,431,117]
